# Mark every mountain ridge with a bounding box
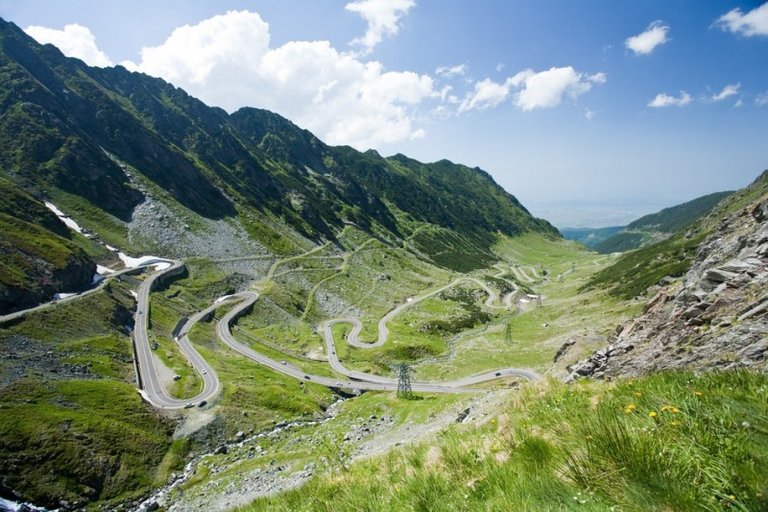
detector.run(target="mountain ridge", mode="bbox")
[0,17,557,312]
[592,191,732,253]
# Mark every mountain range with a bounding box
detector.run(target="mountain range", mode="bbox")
[0,17,556,314]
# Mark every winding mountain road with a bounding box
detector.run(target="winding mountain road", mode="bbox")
[9,253,540,409]
[133,260,221,409]
[126,259,539,409]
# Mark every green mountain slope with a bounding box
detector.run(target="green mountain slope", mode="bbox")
[0,17,556,299]
[0,177,95,312]
[593,191,732,254]
[584,172,766,298]
[249,370,768,512]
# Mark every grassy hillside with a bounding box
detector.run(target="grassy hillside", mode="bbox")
[0,283,177,508]
[593,191,732,254]
[0,178,95,313]
[626,191,733,233]
[246,370,768,512]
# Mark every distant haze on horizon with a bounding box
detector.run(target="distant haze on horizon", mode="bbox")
[1,0,766,227]
[527,199,675,229]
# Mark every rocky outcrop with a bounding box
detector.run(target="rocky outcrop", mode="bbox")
[569,187,768,380]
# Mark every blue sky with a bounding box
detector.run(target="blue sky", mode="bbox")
[1,0,766,227]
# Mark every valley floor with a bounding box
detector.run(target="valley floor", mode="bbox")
[1,228,727,511]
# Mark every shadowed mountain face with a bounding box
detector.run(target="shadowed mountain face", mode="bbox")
[0,178,95,313]
[0,17,557,301]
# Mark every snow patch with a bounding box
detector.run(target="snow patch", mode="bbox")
[53,292,77,300]
[44,201,84,234]
[92,273,104,285]
[97,264,115,275]
[215,295,234,304]
[105,244,117,252]
[117,252,173,269]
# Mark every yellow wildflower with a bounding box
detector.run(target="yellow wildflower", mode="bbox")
[694,391,703,397]
[649,411,658,418]
[624,404,637,414]
[633,392,642,397]
[672,407,680,414]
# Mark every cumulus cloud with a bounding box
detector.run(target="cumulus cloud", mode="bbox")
[459,78,513,112]
[345,0,415,53]
[120,10,434,149]
[24,23,112,67]
[756,91,768,107]
[514,68,606,111]
[714,3,768,37]
[648,91,692,108]
[625,20,670,55]
[459,66,605,113]
[711,83,740,102]
[435,64,467,78]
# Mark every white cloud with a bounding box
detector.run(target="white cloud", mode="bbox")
[711,83,741,101]
[459,78,513,112]
[435,64,467,78]
[345,0,415,54]
[585,109,595,121]
[514,68,605,111]
[648,91,692,108]
[120,10,434,149]
[714,3,768,37]
[625,20,670,55]
[756,91,768,106]
[459,66,605,113]
[734,98,744,108]
[24,23,113,67]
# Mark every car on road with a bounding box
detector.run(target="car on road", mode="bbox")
[202,369,207,375]
[280,360,286,365]
[303,375,310,380]
[495,372,501,377]
[198,400,207,407]
[184,403,193,409]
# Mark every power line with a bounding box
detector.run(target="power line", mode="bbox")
[396,363,413,399]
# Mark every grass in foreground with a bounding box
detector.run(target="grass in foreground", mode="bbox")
[244,370,768,512]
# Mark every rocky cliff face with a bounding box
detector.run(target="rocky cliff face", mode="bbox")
[570,173,768,379]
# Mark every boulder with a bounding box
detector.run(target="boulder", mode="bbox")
[456,408,471,423]
[553,341,576,362]
[703,268,739,284]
